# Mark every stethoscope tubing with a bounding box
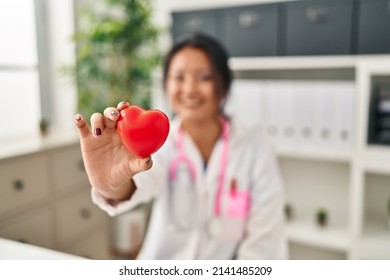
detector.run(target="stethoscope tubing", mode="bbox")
[167,118,229,231]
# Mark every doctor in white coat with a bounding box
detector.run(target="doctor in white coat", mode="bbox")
[74,33,288,259]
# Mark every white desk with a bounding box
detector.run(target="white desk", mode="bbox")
[0,238,84,260]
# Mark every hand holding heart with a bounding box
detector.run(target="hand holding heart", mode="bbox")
[117,105,170,158]
[73,102,169,201]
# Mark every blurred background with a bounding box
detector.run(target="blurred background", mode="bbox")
[0,0,390,260]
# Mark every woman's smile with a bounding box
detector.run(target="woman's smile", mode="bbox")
[179,97,202,108]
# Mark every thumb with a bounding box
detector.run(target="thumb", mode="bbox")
[129,156,153,176]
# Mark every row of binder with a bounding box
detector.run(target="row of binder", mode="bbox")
[225,79,355,150]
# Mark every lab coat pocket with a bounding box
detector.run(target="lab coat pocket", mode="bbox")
[227,190,250,219]
[215,191,250,240]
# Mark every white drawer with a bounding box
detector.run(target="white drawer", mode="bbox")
[0,207,54,249]
[56,190,108,244]
[63,230,112,259]
[0,154,49,216]
[51,144,89,193]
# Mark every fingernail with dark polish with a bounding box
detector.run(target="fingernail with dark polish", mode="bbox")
[110,110,118,117]
[146,159,151,165]
[94,128,102,136]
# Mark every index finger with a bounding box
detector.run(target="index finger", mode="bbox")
[74,114,91,139]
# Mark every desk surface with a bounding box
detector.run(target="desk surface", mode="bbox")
[0,238,84,260]
[0,128,80,160]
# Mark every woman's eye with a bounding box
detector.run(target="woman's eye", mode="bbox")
[198,74,213,81]
[171,75,183,82]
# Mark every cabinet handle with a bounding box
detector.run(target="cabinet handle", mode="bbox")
[185,17,203,31]
[80,208,92,220]
[13,179,25,191]
[306,6,328,23]
[239,11,261,29]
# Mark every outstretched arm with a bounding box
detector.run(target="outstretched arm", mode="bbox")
[74,101,153,202]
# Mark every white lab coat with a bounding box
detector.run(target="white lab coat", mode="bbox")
[92,117,288,259]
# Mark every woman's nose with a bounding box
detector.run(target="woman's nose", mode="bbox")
[181,77,198,96]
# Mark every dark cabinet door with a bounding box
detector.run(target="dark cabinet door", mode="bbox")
[285,0,354,56]
[358,0,390,54]
[171,9,223,44]
[223,4,280,57]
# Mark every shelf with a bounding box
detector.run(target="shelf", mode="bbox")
[230,56,357,71]
[168,0,281,12]
[286,219,350,252]
[364,221,390,236]
[289,242,347,260]
[153,55,390,78]
[356,223,390,259]
[276,146,352,163]
[229,55,390,71]
[360,147,390,175]
[362,160,390,175]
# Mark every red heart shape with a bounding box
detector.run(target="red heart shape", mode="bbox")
[117,105,170,158]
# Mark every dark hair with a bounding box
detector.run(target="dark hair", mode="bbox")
[163,33,232,94]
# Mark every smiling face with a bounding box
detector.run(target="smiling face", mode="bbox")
[165,47,225,123]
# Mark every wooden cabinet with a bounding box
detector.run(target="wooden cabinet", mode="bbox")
[0,154,49,216]
[0,137,112,259]
[51,145,89,194]
[62,230,112,259]
[0,207,54,249]
[56,189,108,246]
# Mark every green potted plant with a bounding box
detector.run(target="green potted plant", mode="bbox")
[284,203,293,221]
[316,208,328,227]
[64,0,162,118]
[39,118,49,137]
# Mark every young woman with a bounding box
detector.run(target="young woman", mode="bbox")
[74,33,288,259]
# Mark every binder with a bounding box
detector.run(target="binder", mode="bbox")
[333,81,355,150]
[264,80,281,142]
[227,79,265,131]
[313,81,336,148]
[278,80,298,148]
[296,81,316,148]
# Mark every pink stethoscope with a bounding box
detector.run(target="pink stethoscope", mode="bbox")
[167,118,229,235]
